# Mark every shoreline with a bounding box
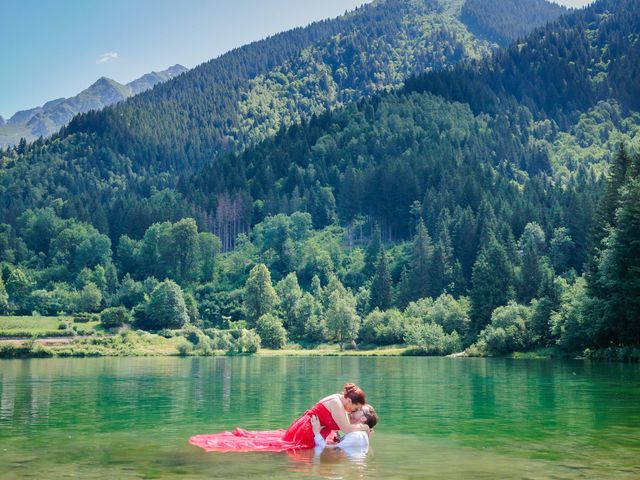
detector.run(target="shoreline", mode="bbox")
[0,335,412,358]
[1,331,637,362]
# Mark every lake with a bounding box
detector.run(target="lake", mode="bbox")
[1,356,639,479]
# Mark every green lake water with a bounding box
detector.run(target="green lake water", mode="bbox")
[1,356,639,479]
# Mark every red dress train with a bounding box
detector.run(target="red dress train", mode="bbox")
[189,402,340,452]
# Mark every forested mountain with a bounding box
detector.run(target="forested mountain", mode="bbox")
[182,0,639,247]
[61,0,565,172]
[0,0,568,240]
[0,65,187,148]
[406,0,640,124]
[460,0,567,47]
[0,0,638,357]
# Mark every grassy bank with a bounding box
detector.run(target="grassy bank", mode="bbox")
[2,317,636,361]
[0,331,183,358]
[259,345,409,356]
[0,330,411,359]
[0,315,102,338]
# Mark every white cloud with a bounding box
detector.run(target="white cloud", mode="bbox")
[96,52,119,64]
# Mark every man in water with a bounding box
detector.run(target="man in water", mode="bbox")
[311,404,378,457]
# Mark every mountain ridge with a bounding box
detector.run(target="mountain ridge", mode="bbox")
[0,0,587,244]
[64,0,567,173]
[0,64,187,147]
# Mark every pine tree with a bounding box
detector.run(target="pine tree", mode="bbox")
[588,145,633,298]
[198,232,221,282]
[596,176,640,345]
[477,200,498,249]
[518,224,546,304]
[519,243,544,303]
[430,226,453,297]
[452,206,478,282]
[409,219,434,301]
[470,237,514,335]
[394,266,412,310]
[450,260,467,296]
[311,274,323,299]
[549,227,574,274]
[591,144,632,250]
[364,223,382,276]
[430,244,448,298]
[370,246,393,311]
[184,292,201,326]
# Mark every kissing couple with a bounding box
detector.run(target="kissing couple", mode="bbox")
[190,382,378,455]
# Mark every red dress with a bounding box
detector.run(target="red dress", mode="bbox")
[282,401,339,448]
[189,402,339,452]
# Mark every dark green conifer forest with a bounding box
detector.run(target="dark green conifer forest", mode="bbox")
[0,0,638,359]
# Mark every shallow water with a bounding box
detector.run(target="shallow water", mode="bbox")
[1,356,639,479]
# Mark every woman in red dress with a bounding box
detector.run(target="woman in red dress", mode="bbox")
[282,383,369,448]
[189,383,370,452]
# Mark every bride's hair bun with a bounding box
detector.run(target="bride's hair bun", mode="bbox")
[344,383,356,393]
[343,383,366,405]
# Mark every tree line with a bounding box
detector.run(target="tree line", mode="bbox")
[1,143,637,358]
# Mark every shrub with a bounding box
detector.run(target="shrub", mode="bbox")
[585,347,640,362]
[28,290,59,316]
[196,338,214,356]
[99,307,131,328]
[360,309,406,345]
[404,322,462,356]
[141,280,189,330]
[74,313,98,323]
[229,329,261,354]
[404,294,470,337]
[404,297,435,323]
[360,309,384,344]
[58,320,73,331]
[195,286,244,328]
[115,274,146,309]
[74,282,103,313]
[176,338,193,356]
[204,329,234,350]
[427,294,471,336]
[0,342,52,359]
[180,326,216,356]
[474,301,533,355]
[183,325,207,345]
[158,329,177,338]
[255,314,287,349]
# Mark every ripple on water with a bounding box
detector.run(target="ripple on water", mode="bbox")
[0,357,639,479]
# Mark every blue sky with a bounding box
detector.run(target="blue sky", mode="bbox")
[0,0,593,119]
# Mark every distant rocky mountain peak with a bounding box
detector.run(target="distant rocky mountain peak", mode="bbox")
[0,64,188,147]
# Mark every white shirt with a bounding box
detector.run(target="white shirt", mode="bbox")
[314,431,369,458]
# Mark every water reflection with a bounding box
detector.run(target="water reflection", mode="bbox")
[286,447,371,479]
[0,357,639,479]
